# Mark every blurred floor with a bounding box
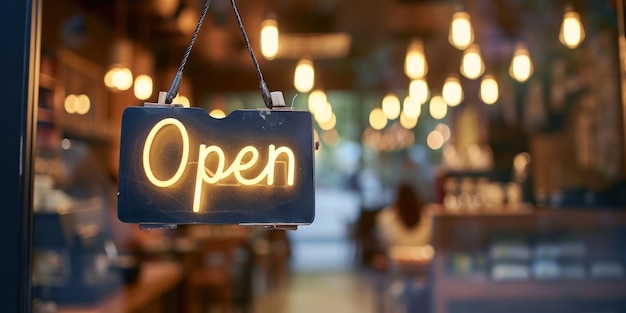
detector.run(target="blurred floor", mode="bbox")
[252,188,375,313]
[252,271,376,313]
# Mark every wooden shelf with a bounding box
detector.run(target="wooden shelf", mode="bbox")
[430,208,626,313]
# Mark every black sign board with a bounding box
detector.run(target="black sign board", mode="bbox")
[117,106,315,227]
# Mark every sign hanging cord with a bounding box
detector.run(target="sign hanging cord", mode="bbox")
[165,0,273,109]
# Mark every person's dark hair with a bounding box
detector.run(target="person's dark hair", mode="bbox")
[394,182,423,229]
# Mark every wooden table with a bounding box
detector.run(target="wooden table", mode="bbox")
[58,261,183,313]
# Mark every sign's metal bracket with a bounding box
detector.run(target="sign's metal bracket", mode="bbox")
[139,223,178,230]
[144,91,185,108]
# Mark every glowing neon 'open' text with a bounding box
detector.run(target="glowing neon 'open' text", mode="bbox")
[142,118,295,213]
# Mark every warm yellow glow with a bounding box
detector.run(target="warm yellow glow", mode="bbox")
[173,94,191,108]
[64,94,77,114]
[404,39,428,79]
[382,94,401,120]
[177,7,198,35]
[559,9,585,49]
[64,94,90,115]
[409,79,430,105]
[369,108,387,130]
[261,18,279,60]
[460,44,484,79]
[75,94,90,115]
[209,109,226,118]
[106,65,133,91]
[294,58,315,93]
[509,43,533,82]
[143,118,190,188]
[308,89,327,114]
[427,130,445,150]
[400,111,418,129]
[449,11,474,50]
[435,123,451,142]
[403,96,421,119]
[134,75,153,100]
[314,102,333,124]
[442,76,463,107]
[480,75,499,105]
[319,112,336,130]
[194,144,295,212]
[429,95,447,120]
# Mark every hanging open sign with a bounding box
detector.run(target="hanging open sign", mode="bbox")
[117,105,315,227]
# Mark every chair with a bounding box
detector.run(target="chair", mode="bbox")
[185,237,235,313]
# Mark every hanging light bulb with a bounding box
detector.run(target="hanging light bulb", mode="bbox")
[403,96,421,119]
[308,89,327,114]
[442,76,464,107]
[134,74,153,100]
[409,79,430,105]
[449,10,474,50]
[509,42,533,82]
[261,17,279,59]
[315,102,333,125]
[480,74,499,105]
[429,95,448,120]
[382,94,401,120]
[104,38,134,91]
[559,6,585,49]
[294,58,314,93]
[369,108,387,130]
[460,44,485,79]
[209,108,226,118]
[400,111,418,130]
[404,39,428,79]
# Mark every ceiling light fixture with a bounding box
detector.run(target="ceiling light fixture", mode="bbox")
[480,74,499,104]
[294,58,315,93]
[442,76,464,107]
[559,5,585,49]
[449,10,474,50]
[509,42,533,82]
[404,38,428,79]
[261,17,279,60]
[460,43,484,79]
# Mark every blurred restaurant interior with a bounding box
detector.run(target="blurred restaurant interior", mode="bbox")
[10,0,626,312]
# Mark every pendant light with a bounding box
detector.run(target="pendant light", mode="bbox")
[480,74,498,105]
[442,76,464,107]
[294,58,314,93]
[382,93,401,120]
[449,10,474,50]
[369,108,387,130]
[308,89,327,114]
[460,43,484,79]
[509,42,533,83]
[409,78,430,105]
[261,16,279,60]
[104,0,133,91]
[429,95,447,120]
[404,38,428,79]
[559,5,585,49]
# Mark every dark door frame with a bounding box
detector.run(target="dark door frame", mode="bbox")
[1,0,41,312]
